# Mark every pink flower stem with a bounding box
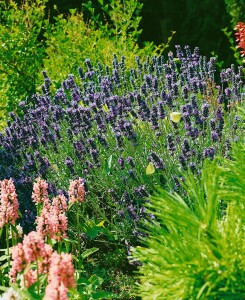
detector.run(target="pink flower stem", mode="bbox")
[36,259,40,296]
[76,204,82,269]
[58,241,61,254]
[11,226,14,246]
[6,224,10,270]
[37,202,42,216]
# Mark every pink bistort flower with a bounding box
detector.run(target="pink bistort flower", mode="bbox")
[9,243,27,282]
[0,179,19,228]
[38,243,53,274]
[36,202,51,239]
[22,231,47,263]
[9,231,53,286]
[47,206,68,242]
[24,269,38,288]
[68,178,85,204]
[44,252,76,300]
[32,177,49,205]
[52,194,68,213]
[36,195,68,242]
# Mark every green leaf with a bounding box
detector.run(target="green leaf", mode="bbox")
[92,291,116,299]
[89,274,103,289]
[85,227,100,238]
[77,277,90,285]
[105,155,113,175]
[0,262,9,269]
[63,238,78,244]
[0,255,9,262]
[81,247,99,259]
[0,286,8,292]
[27,283,43,300]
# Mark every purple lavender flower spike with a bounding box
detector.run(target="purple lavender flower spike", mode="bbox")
[203,147,215,160]
[118,157,125,169]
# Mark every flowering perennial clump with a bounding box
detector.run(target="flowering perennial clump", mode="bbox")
[8,230,76,298]
[34,182,68,241]
[0,46,244,238]
[0,179,19,228]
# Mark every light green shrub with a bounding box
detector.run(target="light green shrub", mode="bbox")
[42,0,171,87]
[0,0,46,119]
[132,139,245,299]
[0,0,173,130]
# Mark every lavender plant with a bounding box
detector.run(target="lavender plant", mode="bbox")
[0,47,244,245]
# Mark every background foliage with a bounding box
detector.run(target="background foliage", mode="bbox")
[224,0,245,26]
[0,0,170,129]
[33,0,239,65]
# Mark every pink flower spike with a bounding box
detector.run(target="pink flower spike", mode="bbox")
[9,232,54,286]
[44,252,76,300]
[24,269,38,288]
[22,231,46,263]
[32,177,49,205]
[52,195,68,213]
[36,197,68,242]
[68,178,85,204]
[9,243,26,282]
[0,178,19,228]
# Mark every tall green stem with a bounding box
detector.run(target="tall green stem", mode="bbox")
[36,259,40,296]
[6,225,10,271]
[76,204,81,268]
[58,241,61,254]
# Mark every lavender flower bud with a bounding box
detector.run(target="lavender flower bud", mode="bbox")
[118,157,125,169]
[201,102,209,118]
[189,162,197,173]
[211,131,219,142]
[64,157,75,173]
[179,155,187,170]
[203,147,215,159]
[128,169,135,179]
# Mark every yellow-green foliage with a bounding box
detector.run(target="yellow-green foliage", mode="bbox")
[132,141,245,299]
[42,1,168,87]
[0,0,46,120]
[0,0,173,130]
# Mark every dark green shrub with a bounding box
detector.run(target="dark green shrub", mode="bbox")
[224,0,245,27]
